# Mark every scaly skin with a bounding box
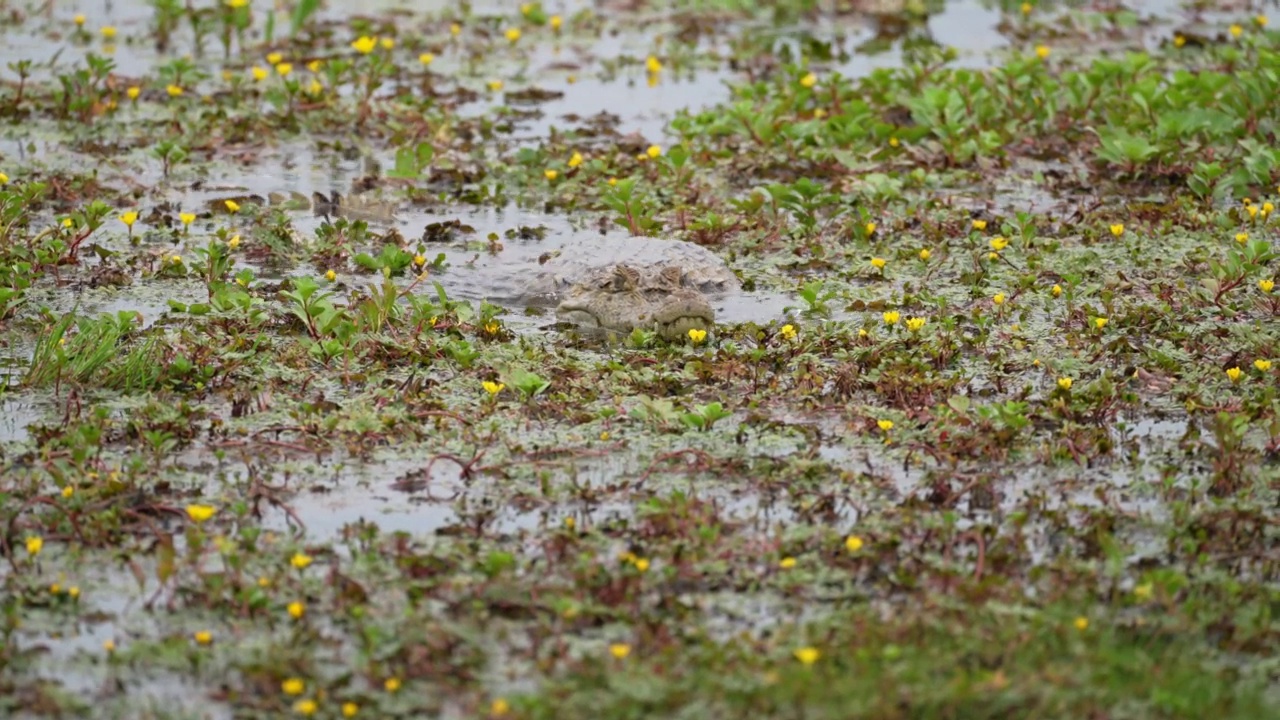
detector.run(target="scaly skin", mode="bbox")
[555,265,716,341]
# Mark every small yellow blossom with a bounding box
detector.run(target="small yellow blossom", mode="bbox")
[186,504,216,523]
[544,169,558,181]
[74,14,86,26]
[342,703,359,718]
[688,328,708,344]
[1226,366,1243,383]
[919,248,931,261]
[609,643,631,659]
[180,212,195,227]
[325,269,336,282]
[992,293,1006,306]
[290,552,313,569]
[1020,2,1032,14]
[990,236,1008,251]
[266,52,283,65]
[780,324,797,340]
[1057,377,1073,391]
[383,678,402,693]
[889,136,900,147]
[1230,24,1243,38]
[491,698,510,717]
[1254,359,1272,372]
[294,699,317,716]
[62,485,74,498]
[170,255,182,265]
[1134,583,1153,601]
[483,381,504,397]
[1094,317,1108,330]
[905,317,926,332]
[877,419,894,432]
[1073,617,1089,631]
[127,86,140,100]
[550,15,563,31]
[351,36,377,54]
[228,235,241,249]
[882,311,900,325]
[1052,284,1063,298]
[800,72,816,88]
[1247,204,1259,219]
[634,558,650,572]
[101,26,117,39]
[1109,224,1124,237]
[306,79,322,96]
[845,535,864,552]
[26,536,43,555]
[379,37,394,50]
[451,23,462,36]
[288,601,305,619]
[194,630,213,645]
[487,79,504,92]
[1174,34,1186,48]
[972,219,987,231]
[419,53,435,66]
[1256,15,1268,27]
[119,211,139,228]
[779,557,797,569]
[794,647,820,665]
[276,62,293,76]
[607,177,618,186]
[282,678,305,696]
[1260,278,1274,293]
[568,151,583,168]
[1035,45,1050,59]
[226,0,248,8]
[870,257,886,269]
[505,27,521,43]
[646,55,662,74]
[166,84,183,97]
[864,221,877,235]
[307,60,322,73]
[104,639,116,652]
[224,199,240,213]
[647,144,662,159]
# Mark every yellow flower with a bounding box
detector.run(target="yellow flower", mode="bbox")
[294,699,317,716]
[186,504,216,523]
[877,419,894,432]
[170,255,182,265]
[1254,359,1272,372]
[226,0,249,7]
[1226,366,1243,383]
[845,535,864,552]
[1256,15,1268,27]
[607,177,618,186]
[688,328,708,344]
[384,677,401,693]
[1057,377,1073,391]
[167,84,183,97]
[307,59,322,72]
[351,36,377,54]
[1259,278,1274,293]
[419,53,435,66]
[1052,284,1063,298]
[882,311,900,325]
[609,643,631,659]
[119,211,138,228]
[25,536,43,555]
[228,235,241,249]
[1173,34,1186,48]
[888,136,899,147]
[1020,2,1032,14]
[266,52,283,65]
[551,15,563,31]
[74,13,86,26]
[104,639,116,652]
[646,55,662,73]
[870,257,886,269]
[194,630,213,645]
[919,248,931,261]
[780,324,797,340]
[282,678,305,696]
[180,212,195,226]
[1109,224,1124,237]
[1133,583,1153,601]
[127,86,140,100]
[224,199,240,213]
[101,26,117,39]
[647,144,662,159]
[276,62,293,76]
[1073,616,1089,631]
[1094,317,1108,330]
[864,221,877,235]
[793,647,820,665]
[800,72,816,88]
[992,293,1005,306]
[451,23,462,36]
[483,381,504,397]
[62,485,74,498]
[306,80,322,96]
[290,552,312,569]
[1035,45,1050,59]
[380,37,394,50]
[288,601,305,619]
[342,703,359,718]
[491,698,510,717]
[972,219,987,231]
[987,252,999,261]
[1246,204,1259,219]
[545,169,558,181]
[321,269,335,282]
[905,317,926,332]
[487,79,504,92]
[568,151,583,168]
[1230,24,1243,38]
[989,236,1008,251]
[505,27,522,43]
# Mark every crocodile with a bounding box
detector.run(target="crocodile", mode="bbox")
[203,191,399,224]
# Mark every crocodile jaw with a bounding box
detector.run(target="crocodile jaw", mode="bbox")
[556,295,715,342]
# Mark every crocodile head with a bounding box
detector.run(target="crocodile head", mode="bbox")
[555,264,716,342]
